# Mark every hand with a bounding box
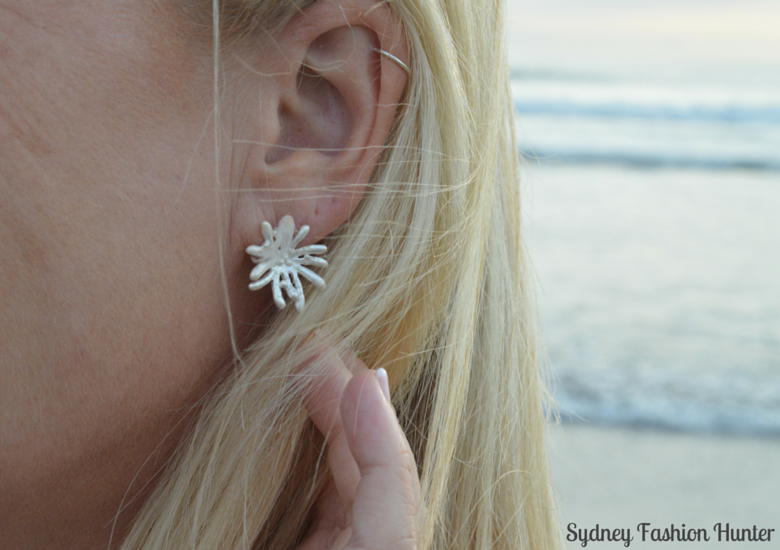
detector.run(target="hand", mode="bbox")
[298,344,421,550]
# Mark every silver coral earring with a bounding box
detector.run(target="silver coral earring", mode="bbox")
[245,215,328,312]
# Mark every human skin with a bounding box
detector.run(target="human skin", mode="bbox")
[0,1,415,549]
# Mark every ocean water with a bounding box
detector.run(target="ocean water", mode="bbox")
[509,0,780,436]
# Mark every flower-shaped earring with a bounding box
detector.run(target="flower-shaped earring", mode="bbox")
[245,215,328,312]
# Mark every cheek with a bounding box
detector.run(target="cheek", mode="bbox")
[0,3,232,479]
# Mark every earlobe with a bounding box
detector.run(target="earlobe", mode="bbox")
[237,0,408,247]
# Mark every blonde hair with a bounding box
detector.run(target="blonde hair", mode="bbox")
[121,0,561,548]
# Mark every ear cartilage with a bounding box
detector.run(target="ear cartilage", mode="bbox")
[372,47,411,75]
[245,215,328,312]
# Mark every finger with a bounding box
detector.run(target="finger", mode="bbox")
[295,484,347,550]
[301,344,362,511]
[340,370,420,550]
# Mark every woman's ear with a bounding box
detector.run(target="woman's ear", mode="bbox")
[230,0,409,250]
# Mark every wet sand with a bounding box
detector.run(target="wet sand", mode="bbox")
[548,424,780,548]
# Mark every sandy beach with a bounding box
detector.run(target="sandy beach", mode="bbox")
[548,424,780,548]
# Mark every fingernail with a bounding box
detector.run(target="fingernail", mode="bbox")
[376,368,391,404]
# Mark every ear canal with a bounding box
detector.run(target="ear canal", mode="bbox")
[265,32,357,165]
